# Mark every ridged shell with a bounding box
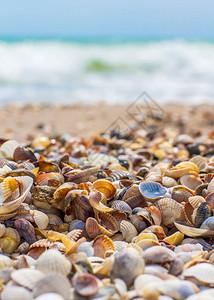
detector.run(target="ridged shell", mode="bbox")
[174,221,214,237]
[188,196,205,209]
[30,210,49,229]
[205,192,214,209]
[93,180,116,200]
[139,181,168,202]
[67,229,83,242]
[193,202,213,227]
[0,176,33,214]
[36,249,71,275]
[190,155,207,171]
[0,223,6,237]
[142,225,166,240]
[2,177,19,200]
[172,185,195,203]
[164,167,189,179]
[137,239,160,250]
[11,268,45,289]
[113,241,128,251]
[180,174,202,191]
[200,216,214,231]
[73,273,99,296]
[111,200,132,215]
[89,190,113,212]
[130,214,148,232]
[0,237,18,254]
[207,178,214,194]
[126,243,143,256]
[155,198,183,226]
[77,242,94,257]
[0,140,20,159]
[136,232,159,243]
[53,183,76,200]
[183,263,214,284]
[120,220,138,242]
[65,167,99,184]
[1,286,33,300]
[162,176,177,188]
[34,293,64,300]
[92,235,115,258]
[143,246,176,264]
[37,173,64,187]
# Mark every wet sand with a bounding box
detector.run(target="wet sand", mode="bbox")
[0,103,214,142]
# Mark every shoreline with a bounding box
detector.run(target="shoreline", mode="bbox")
[0,102,214,142]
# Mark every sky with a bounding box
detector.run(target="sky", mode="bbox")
[0,0,213,39]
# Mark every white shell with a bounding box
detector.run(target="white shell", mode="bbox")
[34,294,64,300]
[1,286,33,300]
[11,268,45,289]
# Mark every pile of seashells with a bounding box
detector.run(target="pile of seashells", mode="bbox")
[1,128,214,300]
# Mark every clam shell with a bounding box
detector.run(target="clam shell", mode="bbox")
[32,273,70,299]
[30,210,49,229]
[120,220,138,242]
[162,176,177,188]
[130,214,148,232]
[1,286,33,300]
[136,232,159,243]
[139,181,168,202]
[188,196,205,209]
[2,177,19,200]
[142,225,166,240]
[89,190,113,212]
[149,206,162,225]
[126,243,143,256]
[110,248,145,286]
[34,294,64,300]
[11,268,45,289]
[0,140,20,159]
[155,198,183,226]
[134,274,162,291]
[143,246,176,264]
[174,221,214,237]
[190,155,207,171]
[113,241,128,251]
[200,216,214,231]
[111,200,132,215]
[183,263,214,285]
[205,192,214,209]
[53,182,76,200]
[207,178,214,194]
[77,242,94,257]
[36,249,71,276]
[0,254,12,268]
[172,185,195,203]
[137,239,160,250]
[0,237,18,254]
[180,174,202,191]
[177,161,199,173]
[163,232,184,245]
[93,179,116,200]
[164,167,189,179]
[0,223,6,237]
[92,235,115,258]
[37,172,64,187]
[193,202,213,227]
[0,176,33,214]
[73,273,99,296]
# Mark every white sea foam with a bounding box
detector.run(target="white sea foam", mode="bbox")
[0,39,214,104]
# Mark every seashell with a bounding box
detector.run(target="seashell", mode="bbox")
[137,239,160,250]
[0,223,6,237]
[0,236,18,254]
[88,153,118,168]
[0,176,33,214]
[92,235,115,258]
[163,232,184,245]
[149,206,162,225]
[15,241,30,254]
[188,196,205,209]
[132,207,153,226]
[97,211,119,233]
[86,215,118,239]
[73,273,99,296]
[38,161,60,173]
[93,179,116,200]
[53,182,77,200]
[2,177,19,200]
[113,241,128,251]
[110,210,128,226]
[69,219,85,231]
[134,274,162,291]
[36,249,71,275]
[177,161,199,172]
[0,254,12,268]
[122,184,147,209]
[5,168,37,182]
[179,174,202,191]
[205,192,214,209]
[88,190,113,212]
[15,218,36,244]
[142,225,166,240]
[207,178,214,194]
[34,294,64,300]
[135,232,159,243]
[13,145,37,163]
[130,214,148,232]
[139,181,168,202]
[193,202,213,227]
[37,172,64,187]
[110,248,145,286]
[174,221,214,237]
[32,273,70,299]
[143,246,176,264]
[111,200,132,215]
[3,227,20,243]
[155,198,183,226]
[182,238,212,252]
[1,286,33,300]
[126,242,143,256]
[172,185,195,203]
[145,171,162,183]
[195,183,208,197]
[162,176,177,188]
[164,166,189,179]
[190,155,207,171]
[183,263,214,285]
[11,268,45,290]
[30,210,49,229]
[0,140,20,159]
[65,167,99,183]
[120,220,138,242]
[200,216,214,231]
[77,242,94,257]
[32,185,56,203]
[67,229,83,242]
[204,173,214,183]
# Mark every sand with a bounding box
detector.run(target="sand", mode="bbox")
[0,102,214,142]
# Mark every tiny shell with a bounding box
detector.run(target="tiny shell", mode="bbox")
[73,273,99,296]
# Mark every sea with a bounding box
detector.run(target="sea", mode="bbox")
[0,37,214,105]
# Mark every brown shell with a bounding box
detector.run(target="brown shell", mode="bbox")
[92,235,115,258]
[93,179,116,200]
[73,273,99,297]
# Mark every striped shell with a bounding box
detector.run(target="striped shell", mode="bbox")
[120,220,138,242]
[92,235,115,258]
[183,263,214,284]
[11,268,45,289]
[155,198,183,226]
[1,286,33,300]
[92,180,116,200]
[174,221,214,237]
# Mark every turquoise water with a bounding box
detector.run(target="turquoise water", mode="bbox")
[0,37,214,105]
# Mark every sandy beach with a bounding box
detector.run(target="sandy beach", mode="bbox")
[0,103,214,142]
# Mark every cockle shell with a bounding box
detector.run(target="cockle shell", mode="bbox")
[0,140,20,159]
[193,202,213,227]
[143,246,176,264]
[164,166,189,179]
[183,263,214,285]
[139,181,168,202]
[172,185,195,203]
[77,242,94,257]
[179,174,202,191]
[120,220,138,242]
[36,249,71,275]
[92,235,115,258]
[162,176,178,188]
[0,223,6,237]
[155,198,184,226]
[205,192,214,209]
[137,239,160,250]
[1,286,33,300]
[30,210,49,229]
[190,155,207,172]
[0,176,33,214]
[73,273,99,296]
[142,225,166,240]
[11,268,45,289]
[37,172,64,187]
[93,179,116,200]
[111,200,132,215]
[89,190,113,212]
[0,236,18,254]
[200,216,214,231]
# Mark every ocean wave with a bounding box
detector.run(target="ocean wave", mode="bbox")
[0,39,214,104]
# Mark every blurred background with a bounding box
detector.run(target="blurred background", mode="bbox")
[0,0,214,105]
